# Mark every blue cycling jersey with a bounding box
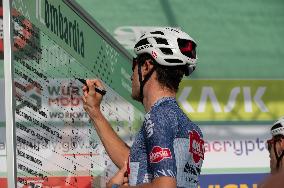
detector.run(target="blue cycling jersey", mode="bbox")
[128,97,204,188]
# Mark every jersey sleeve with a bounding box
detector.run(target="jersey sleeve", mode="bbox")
[143,109,178,179]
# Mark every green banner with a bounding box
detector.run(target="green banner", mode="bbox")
[75,0,284,79]
[178,79,284,122]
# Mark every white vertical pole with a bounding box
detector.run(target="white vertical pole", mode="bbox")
[3,0,17,187]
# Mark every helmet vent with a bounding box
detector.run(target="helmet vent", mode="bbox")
[164,59,183,63]
[150,31,164,35]
[160,48,173,55]
[154,37,168,45]
[272,123,283,131]
[134,38,150,48]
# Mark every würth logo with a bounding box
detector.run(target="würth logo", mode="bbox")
[149,146,172,163]
[189,130,204,163]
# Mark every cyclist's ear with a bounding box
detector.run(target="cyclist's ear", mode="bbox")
[142,59,154,74]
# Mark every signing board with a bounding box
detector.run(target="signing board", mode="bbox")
[10,0,144,187]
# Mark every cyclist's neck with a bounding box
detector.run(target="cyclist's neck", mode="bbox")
[142,88,176,112]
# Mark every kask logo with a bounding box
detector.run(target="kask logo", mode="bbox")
[149,146,172,163]
[178,86,268,113]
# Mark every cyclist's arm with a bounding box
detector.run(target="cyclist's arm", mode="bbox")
[90,110,130,168]
[83,79,129,168]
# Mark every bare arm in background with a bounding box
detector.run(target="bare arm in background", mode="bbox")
[82,79,130,168]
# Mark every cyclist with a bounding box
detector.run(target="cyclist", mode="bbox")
[83,27,204,188]
[259,117,284,188]
[267,117,284,174]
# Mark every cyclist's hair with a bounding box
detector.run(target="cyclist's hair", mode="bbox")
[273,134,284,140]
[137,53,187,92]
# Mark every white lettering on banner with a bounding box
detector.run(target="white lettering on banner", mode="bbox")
[178,86,268,113]
[36,0,45,24]
[198,87,222,113]
[253,87,268,112]
[224,87,240,112]
[178,87,195,112]
[243,87,252,112]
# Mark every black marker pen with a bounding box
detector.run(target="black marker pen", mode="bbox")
[76,78,106,96]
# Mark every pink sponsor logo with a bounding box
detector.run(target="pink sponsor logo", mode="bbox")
[149,146,172,163]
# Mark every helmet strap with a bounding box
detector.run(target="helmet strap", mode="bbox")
[137,63,156,103]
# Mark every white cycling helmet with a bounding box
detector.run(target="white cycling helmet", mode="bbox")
[134,27,197,72]
[271,117,284,136]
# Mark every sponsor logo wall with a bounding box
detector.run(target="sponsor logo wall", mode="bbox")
[201,125,270,174]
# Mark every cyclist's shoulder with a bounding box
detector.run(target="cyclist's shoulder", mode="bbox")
[150,97,180,115]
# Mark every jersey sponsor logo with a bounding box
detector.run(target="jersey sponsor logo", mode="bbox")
[189,130,204,163]
[149,146,172,163]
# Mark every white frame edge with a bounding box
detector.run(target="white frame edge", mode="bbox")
[3,0,17,187]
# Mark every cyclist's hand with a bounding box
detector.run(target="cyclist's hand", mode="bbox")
[106,161,128,188]
[82,79,105,117]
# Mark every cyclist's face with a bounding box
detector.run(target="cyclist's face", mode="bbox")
[267,137,284,174]
[131,58,140,101]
